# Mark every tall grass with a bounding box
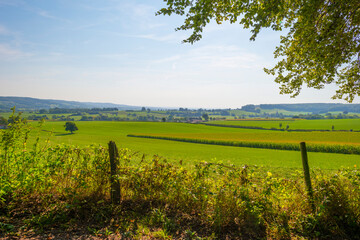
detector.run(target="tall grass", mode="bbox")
[1,113,360,239]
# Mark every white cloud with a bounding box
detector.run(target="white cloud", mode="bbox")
[0,25,9,35]
[152,55,181,64]
[80,2,163,29]
[35,9,71,23]
[0,0,23,6]
[151,44,265,70]
[191,45,264,69]
[37,10,56,19]
[96,53,129,59]
[131,33,184,43]
[0,44,31,60]
[130,4,155,18]
[0,24,20,38]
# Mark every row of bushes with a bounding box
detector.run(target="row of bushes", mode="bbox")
[127,134,360,155]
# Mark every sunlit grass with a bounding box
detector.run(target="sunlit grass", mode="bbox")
[25,121,360,170]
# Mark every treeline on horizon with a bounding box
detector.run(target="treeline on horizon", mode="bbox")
[1,96,360,113]
[30,103,360,113]
[242,103,360,113]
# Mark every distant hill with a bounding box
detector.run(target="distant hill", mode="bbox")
[241,103,360,113]
[2,97,360,113]
[0,96,141,111]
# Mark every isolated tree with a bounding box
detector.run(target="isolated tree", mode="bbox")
[202,113,209,121]
[157,0,360,102]
[64,121,78,134]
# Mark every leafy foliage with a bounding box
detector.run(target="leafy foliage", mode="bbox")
[157,0,360,102]
[64,121,78,134]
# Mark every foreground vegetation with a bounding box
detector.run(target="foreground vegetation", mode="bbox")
[1,114,360,239]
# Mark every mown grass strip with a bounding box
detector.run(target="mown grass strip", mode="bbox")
[127,134,360,155]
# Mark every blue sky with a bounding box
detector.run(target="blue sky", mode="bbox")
[0,0,355,108]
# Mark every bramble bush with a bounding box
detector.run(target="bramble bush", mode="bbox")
[1,111,360,239]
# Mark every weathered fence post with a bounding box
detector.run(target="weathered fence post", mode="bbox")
[108,141,121,204]
[300,142,315,212]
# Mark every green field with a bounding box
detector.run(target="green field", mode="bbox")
[31,121,360,170]
[140,131,360,146]
[210,118,360,131]
[3,118,360,239]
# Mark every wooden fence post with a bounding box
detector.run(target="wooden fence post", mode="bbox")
[300,142,315,212]
[108,141,121,204]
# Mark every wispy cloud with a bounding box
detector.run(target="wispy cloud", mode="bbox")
[129,32,185,43]
[96,53,129,59]
[151,45,265,70]
[126,3,169,30]
[80,2,165,30]
[2,0,71,23]
[152,55,181,64]
[0,44,32,60]
[185,45,261,69]
[37,10,57,19]
[0,25,10,35]
[0,0,23,6]
[35,9,71,23]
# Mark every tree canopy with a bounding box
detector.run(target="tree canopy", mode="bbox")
[157,0,360,102]
[64,121,78,134]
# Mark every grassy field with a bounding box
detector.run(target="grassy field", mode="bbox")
[30,121,360,170]
[210,118,360,131]
[2,117,360,239]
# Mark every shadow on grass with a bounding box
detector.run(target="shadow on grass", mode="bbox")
[55,133,73,136]
[41,130,73,136]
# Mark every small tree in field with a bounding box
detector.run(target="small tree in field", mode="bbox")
[202,113,209,121]
[64,122,78,134]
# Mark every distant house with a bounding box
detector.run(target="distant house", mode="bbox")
[187,118,203,124]
[0,124,7,129]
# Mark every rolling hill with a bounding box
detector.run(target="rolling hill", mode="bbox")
[0,96,141,111]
